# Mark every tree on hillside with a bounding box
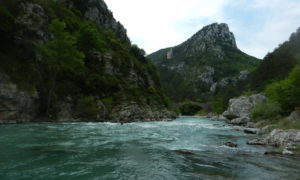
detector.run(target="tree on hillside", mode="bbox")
[37,19,85,116]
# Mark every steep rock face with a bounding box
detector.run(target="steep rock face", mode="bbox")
[148,23,260,102]
[15,2,49,43]
[72,0,129,42]
[0,0,175,123]
[0,73,38,124]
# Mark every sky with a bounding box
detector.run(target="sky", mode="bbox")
[105,0,300,59]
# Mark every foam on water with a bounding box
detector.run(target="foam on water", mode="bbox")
[0,116,300,180]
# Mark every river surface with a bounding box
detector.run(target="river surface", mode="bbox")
[0,116,300,180]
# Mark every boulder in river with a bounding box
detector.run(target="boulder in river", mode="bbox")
[222,94,267,120]
[244,128,259,134]
[247,139,267,145]
[230,117,250,125]
[211,115,229,122]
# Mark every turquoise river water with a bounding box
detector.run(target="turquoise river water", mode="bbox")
[0,116,300,180]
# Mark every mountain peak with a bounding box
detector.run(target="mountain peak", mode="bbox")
[179,23,237,55]
[194,23,236,48]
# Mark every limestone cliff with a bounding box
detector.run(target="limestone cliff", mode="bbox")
[0,0,176,123]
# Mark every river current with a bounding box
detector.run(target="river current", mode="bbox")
[0,116,299,180]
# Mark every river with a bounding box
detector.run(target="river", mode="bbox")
[0,116,299,180]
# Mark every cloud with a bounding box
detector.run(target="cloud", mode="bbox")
[105,0,300,58]
[231,0,300,58]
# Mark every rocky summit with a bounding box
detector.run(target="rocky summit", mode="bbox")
[178,23,237,56]
[148,23,261,103]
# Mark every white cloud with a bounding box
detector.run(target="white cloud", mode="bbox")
[106,0,227,54]
[105,0,300,58]
[235,0,300,58]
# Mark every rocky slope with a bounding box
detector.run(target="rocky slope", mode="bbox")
[148,23,261,103]
[210,94,300,155]
[0,0,176,124]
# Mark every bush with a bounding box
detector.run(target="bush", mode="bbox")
[77,22,106,53]
[77,96,98,118]
[196,109,207,116]
[209,95,227,114]
[274,119,300,130]
[251,103,282,121]
[266,65,300,113]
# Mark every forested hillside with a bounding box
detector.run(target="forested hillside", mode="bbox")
[0,0,175,123]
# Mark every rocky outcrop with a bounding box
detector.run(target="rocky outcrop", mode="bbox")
[223,94,267,119]
[222,94,267,125]
[72,0,129,42]
[263,129,300,147]
[15,2,49,43]
[247,129,300,155]
[0,73,39,124]
[110,102,176,122]
[200,66,215,85]
[180,23,237,56]
[286,110,300,121]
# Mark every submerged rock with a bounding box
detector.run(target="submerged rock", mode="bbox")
[264,150,283,155]
[174,149,195,155]
[224,141,238,148]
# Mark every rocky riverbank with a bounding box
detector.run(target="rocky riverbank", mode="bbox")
[208,93,300,156]
[0,72,176,125]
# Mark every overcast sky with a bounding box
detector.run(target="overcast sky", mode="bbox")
[105,0,300,59]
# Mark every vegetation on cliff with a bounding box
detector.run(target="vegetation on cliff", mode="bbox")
[0,0,173,121]
[148,23,260,114]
